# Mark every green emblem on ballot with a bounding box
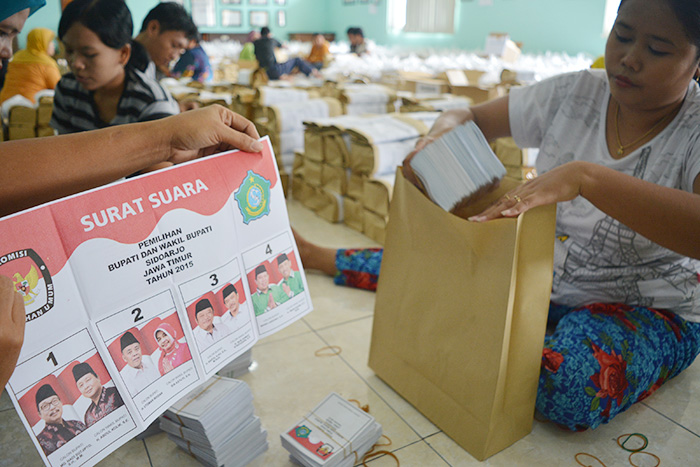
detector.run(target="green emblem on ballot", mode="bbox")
[295,425,311,438]
[235,170,271,224]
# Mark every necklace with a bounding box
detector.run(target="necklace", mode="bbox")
[614,101,675,156]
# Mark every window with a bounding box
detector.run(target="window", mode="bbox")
[603,0,621,36]
[388,0,456,34]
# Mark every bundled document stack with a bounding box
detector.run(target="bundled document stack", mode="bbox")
[217,349,254,379]
[411,120,506,212]
[160,375,267,467]
[281,393,382,467]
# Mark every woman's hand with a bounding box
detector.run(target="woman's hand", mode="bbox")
[157,105,263,165]
[469,161,589,222]
[0,276,26,389]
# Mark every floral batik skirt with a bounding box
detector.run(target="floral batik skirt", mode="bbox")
[539,302,700,430]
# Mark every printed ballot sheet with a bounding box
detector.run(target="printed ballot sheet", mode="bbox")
[0,137,312,467]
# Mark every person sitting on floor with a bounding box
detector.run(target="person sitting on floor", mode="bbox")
[297,0,700,432]
[253,27,320,81]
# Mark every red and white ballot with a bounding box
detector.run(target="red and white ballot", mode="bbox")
[0,137,312,467]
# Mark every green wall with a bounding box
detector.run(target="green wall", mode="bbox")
[19,0,609,57]
[327,0,609,56]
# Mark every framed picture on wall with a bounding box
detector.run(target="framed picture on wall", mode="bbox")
[274,0,287,5]
[221,9,243,27]
[250,10,269,27]
[221,0,242,4]
[249,0,268,5]
[277,10,286,27]
[343,0,355,4]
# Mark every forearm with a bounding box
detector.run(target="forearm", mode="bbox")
[580,162,700,259]
[0,120,169,216]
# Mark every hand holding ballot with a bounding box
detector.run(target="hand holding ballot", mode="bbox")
[0,276,26,389]
[0,105,262,217]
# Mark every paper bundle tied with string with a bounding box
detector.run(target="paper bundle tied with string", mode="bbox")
[280,392,382,467]
[159,375,268,466]
[369,167,556,460]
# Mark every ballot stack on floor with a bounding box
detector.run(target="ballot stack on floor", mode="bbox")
[159,375,267,467]
[216,349,254,379]
[281,393,382,467]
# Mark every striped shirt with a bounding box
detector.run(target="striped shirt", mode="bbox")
[50,67,179,134]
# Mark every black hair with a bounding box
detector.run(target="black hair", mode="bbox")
[255,264,268,278]
[195,298,213,317]
[354,27,364,38]
[58,0,132,49]
[140,2,198,40]
[261,26,271,37]
[619,0,700,52]
[222,284,238,299]
[276,253,289,264]
[347,27,357,36]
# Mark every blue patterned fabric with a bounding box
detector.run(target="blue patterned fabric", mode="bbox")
[539,302,700,430]
[334,248,383,291]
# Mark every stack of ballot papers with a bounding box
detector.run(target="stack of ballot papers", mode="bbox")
[159,375,267,467]
[281,393,383,467]
[217,349,254,379]
[411,120,506,211]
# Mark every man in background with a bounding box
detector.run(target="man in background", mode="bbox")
[254,27,320,80]
[133,2,198,80]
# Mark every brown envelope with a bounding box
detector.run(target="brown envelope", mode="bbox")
[369,168,556,460]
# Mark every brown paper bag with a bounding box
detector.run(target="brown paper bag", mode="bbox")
[369,169,556,461]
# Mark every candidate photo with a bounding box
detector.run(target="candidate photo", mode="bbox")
[72,361,124,427]
[190,297,231,350]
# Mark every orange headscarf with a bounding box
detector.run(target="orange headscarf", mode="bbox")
[12,28,58,68]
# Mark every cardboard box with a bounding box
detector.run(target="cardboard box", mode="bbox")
[402,78,450,96]
[450,84,505,104]
[485,33,521,63]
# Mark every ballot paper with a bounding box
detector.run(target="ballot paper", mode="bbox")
[1,137,311,467]
[281,393,382,467]
[410,121,506,211]
[160,376,268,466]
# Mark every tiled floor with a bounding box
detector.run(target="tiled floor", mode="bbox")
[2,199,699,466]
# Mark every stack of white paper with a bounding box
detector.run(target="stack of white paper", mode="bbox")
[217,349,254,379]
[160,376,267,466]
[280,393,382,467]
[411,120,506,211]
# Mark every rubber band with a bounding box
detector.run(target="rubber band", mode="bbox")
[616,433,648,453]
[629,451,660,467]
[575,452,607,467]
[362,450,399,466]
[374,434,392,447]
[314,345,342,357]
[348,399,370,413]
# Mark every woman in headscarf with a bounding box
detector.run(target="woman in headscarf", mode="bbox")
[153,322,192,375]
[0,27,61,104]
[238,30,260,62]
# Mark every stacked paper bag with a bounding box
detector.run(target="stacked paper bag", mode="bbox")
[264,97,342,177]
[281,393,382,467]
[490,137,538,180]
[36,95,55,137]
[160,375,267,467]
[338,83,397,115]
[399,93,472,113]
[3,95,37,140]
